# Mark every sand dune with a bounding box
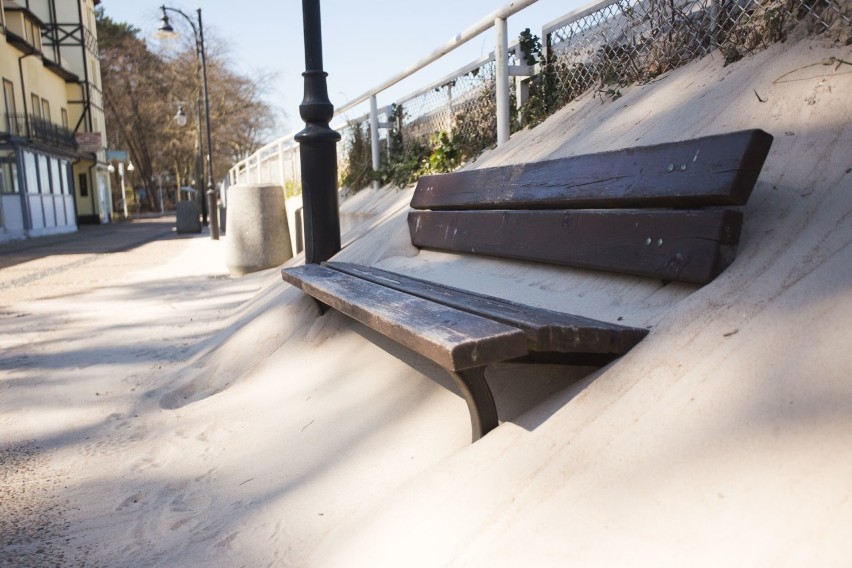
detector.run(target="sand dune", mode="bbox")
[1,35,851,567]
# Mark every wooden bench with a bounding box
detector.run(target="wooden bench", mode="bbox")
[282,129,773,442]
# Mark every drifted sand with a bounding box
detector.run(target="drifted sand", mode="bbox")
[2,35,851,567]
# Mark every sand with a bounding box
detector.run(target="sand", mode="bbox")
[2,34,852,567]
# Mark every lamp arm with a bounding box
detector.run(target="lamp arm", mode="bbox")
[160,5,200,43]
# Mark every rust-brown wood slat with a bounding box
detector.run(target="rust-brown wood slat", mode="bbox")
[325,262,648,357]
[408,209,743,284]
[281,264,528,371]
[411,129,773,210]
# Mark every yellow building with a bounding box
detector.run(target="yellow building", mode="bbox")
[0,0,111,240]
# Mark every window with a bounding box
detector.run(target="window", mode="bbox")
[41,99,50,122]
[25,18,40,51]
[0,161,14,194]
[2,79,15,133]
[58,160,69,194]
[79,173,88,197]
[30,94,41,119]
[61,108,68,129]
[50,157,61,194]
[2,79,13,113]
[24,151,38,194]
[38,154,51,193]
[0,160,20,194]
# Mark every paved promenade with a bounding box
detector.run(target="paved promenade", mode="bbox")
[0,216,214,305]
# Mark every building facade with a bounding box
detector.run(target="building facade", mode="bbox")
[0,0,111,241]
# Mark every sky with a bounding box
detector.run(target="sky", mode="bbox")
[101,0,586,142]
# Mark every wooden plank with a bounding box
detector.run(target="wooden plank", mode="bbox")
[281,264,528,371]
[408,209,743,284]
[411,129,773,210]
[326,262,648,355]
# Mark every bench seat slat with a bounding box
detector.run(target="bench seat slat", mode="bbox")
[326,262,648,355]
[408,209,743,284]
[281,264,528,371]
[411,129,773,211]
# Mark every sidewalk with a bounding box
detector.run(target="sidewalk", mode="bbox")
[0,215,218,305]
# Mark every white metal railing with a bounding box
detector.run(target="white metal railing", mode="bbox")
[230,0,850,195]
[228,0,541,189]
[541,0,617,40]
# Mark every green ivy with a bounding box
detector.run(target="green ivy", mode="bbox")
[340,121,374,192]
[518,28,541,66]
[428,132,462,172]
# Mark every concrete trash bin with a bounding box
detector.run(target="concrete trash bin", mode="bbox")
[225,184,293,275]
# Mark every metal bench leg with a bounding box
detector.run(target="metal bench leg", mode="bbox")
[447,367,498,442]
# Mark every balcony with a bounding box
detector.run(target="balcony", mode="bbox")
[3,113,78,151]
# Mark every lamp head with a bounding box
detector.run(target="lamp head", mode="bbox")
[107,163,115,173]
[127,162,135,172]
[174,105,188,127]
[154,7,179,40]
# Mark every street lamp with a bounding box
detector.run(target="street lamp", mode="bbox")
[297,0,341,264]
[174,104,188,127]
[155,5,219,240]
[108,160,135,219]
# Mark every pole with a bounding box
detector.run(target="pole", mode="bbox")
[495,16,510,146]
[119,162,128,218]
[335,0,539,117]
[158,174,164,213]
[160,6,214,235]
[278,140,286,186]
[296,0,341,264]
[195,100,203,218]
[197,9,219,240]
[369,95,380,189]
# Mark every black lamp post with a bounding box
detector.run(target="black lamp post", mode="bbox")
[297,0,341,264]
[156,5,220,240]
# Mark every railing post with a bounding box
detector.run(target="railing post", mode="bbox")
[369,95,381,189]
[446,82,454,133]
[495,16,510,146]
[278,140,286,187]
[297,0,341,264]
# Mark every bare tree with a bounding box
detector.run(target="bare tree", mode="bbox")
[97,9,278,212]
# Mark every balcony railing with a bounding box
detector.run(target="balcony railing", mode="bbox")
[3,113,78,151]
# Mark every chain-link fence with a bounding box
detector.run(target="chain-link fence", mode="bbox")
[335,54,502,190]
[395,56,498,156]
[336,113,371,191]
[340,58,499,158]
[541,0,851,110]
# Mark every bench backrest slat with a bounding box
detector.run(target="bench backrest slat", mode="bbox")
[411,129,773,211]
[408,209,743,284]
